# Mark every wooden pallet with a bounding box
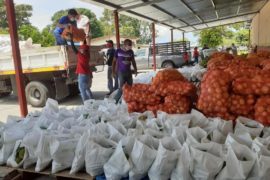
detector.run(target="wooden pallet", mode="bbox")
[0,166,93,180]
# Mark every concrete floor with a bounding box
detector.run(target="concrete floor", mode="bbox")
[0,66,109,123]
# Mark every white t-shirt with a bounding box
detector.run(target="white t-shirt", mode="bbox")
[77,15,90,31]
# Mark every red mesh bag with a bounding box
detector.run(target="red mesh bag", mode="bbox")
[232,75,270,96]
[197,70,233,119]
[128,102,146,113]
[229,94,256,116]
[152,69,186,87]
[163,95,191,114]
[155,80,196,97]
[62,26,86,42]
[123,84,161,105]
[255,96,270,125]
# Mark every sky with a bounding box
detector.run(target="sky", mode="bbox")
[14,0,198,44]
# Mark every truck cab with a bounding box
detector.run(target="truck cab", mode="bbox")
[135,41,191,70]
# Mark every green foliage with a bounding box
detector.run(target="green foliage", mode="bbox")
[18,24,41,43]
[0,28,8,34]
[0,0,32,29]
[235,29,249,46]
[51,8,104,38]
[197,22,249,48]
[100,9,154,44]
[198,27,223,48]
[40,26,55,47]
[15,146,25,164]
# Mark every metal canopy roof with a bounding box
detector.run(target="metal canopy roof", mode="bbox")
[81,0,269,32]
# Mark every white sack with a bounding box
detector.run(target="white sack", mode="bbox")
[235,117,264,138]
[171,143,192,180]
[35,132,54,172]
[185,127,209,145]
[22,129,42,168]
[129,139,157,180]
[216,142,256,180]
[189,142,224,180]
[148,137,181,180]
[0,125,25,165]
[70,132,89,174]
[50,135,78,173]
[7,140,27,168]
[85,136,117,176]
[103,141,131,180]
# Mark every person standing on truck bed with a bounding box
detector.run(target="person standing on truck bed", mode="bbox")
[106,40,118,95]
[53,9,78,45]
[69,34,93,102]
[75,13,91,45]
[113,39,137,103]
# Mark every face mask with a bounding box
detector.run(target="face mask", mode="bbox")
[106,43,112,48]
[70,17,75,22]
[125,46,131,51]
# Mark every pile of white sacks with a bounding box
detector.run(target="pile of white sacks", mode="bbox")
[133,65,207,85]
[1,98,270,180]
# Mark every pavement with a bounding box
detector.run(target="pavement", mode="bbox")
[0,66,110,123]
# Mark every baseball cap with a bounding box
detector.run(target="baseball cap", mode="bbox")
[106,40,114,45]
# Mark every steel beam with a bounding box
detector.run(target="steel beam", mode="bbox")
[118,0,165,12]
[178,0,204,23]
[210,0,219,19]
[152,23,156,71]
[178,11,258,29]
[5,0,28,117]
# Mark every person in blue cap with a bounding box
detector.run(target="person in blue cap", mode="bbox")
[53,9,78,45]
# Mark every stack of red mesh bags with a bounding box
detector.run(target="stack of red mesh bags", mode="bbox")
[123,69,196,115]
[62,26,86,42]
[197,51,270,125]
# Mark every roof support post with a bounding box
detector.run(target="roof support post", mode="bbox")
[5,0,28,117]
[114,10,120,49]
[152,23,156,71]
[171,29,174,53]
[182,32,185,41]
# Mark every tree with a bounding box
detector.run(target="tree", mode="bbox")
[100,9,155,44]
[198,27,223,47]
[18,24,41,44]
[0,0,32,29]
[235,29,249,46]
[99,9,114,36]
[51,8,104,38]
[40,26,55,47]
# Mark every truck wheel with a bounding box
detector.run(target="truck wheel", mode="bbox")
[25,81,49,107]
[162,61,174,69]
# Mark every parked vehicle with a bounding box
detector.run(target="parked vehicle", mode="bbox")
[135,41,191,70]
[0,45,105,107]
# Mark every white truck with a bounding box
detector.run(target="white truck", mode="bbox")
[135,41,191,69]
[0,45,104,107]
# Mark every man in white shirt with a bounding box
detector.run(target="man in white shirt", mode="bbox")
[76,14,91,45]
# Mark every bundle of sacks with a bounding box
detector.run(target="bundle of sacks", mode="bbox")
[2,98,270,180]
[61,25,86,42]
[197,51,270,125]
[123,69,196,114]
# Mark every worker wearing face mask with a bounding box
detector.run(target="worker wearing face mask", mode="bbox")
[69,33,93,102]
[113,39,137,103]
[53,9,78,45]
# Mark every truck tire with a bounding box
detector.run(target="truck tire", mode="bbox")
[25,81,49,107]
[162,61,174,69]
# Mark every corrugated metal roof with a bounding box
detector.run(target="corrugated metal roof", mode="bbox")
[80,0,269,32]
